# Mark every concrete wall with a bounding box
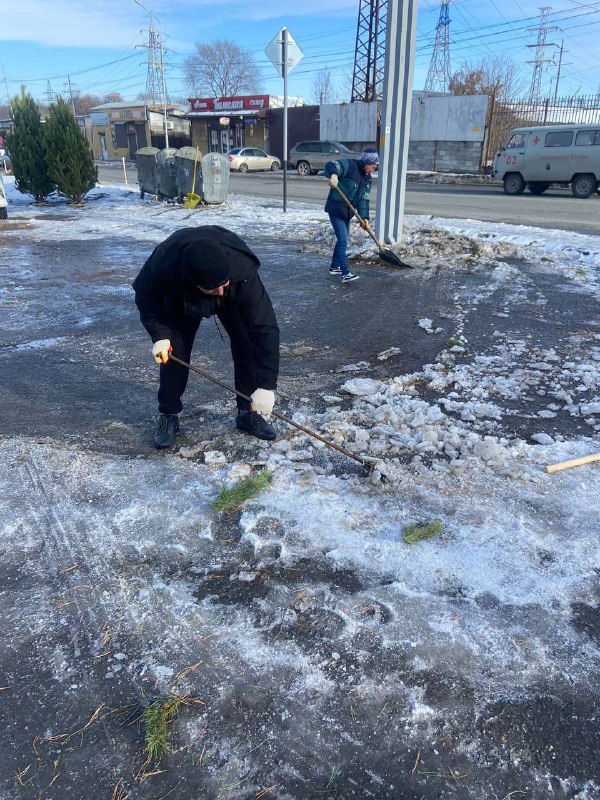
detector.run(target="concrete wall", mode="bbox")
[408,140,483,173]
[319,95,488,172]
[410,94,488,141]
[320,101,378,145]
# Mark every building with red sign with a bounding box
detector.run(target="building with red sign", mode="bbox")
[187,95,303,155]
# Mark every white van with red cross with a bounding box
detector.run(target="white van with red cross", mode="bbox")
[493,124,600,198]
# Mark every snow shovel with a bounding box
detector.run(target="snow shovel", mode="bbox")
[182,147,201,209]
[332,184,412,269]
[168,354,374,474]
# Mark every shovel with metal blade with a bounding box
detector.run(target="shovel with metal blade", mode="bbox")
[332,184,412,269]
[182,147,201,209]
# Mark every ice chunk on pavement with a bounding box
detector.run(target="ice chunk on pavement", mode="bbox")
[340,378,383,396]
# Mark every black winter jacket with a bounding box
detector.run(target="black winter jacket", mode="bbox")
[133,226,279,390]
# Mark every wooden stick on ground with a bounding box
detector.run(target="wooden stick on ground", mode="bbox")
[545,452,600,474]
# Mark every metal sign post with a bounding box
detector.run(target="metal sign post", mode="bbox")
[265,27,304,213]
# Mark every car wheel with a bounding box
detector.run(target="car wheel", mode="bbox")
[297,161,311,176]
[503,173,526,195]
[239,163,249,174]
[571,173,597,199]
[526,182,550,195]
[0,207,7,220]
[270,161,280,171]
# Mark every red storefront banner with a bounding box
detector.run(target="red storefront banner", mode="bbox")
[189,95,271,113]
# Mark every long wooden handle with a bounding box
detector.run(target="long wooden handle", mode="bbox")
[545,452,600,474]
[191,147,199,194]
[331,184,383,251]
[168,354,370,469]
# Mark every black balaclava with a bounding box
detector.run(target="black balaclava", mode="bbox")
[182,240,230,289]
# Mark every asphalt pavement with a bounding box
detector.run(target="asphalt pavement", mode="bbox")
[97,162,600,236]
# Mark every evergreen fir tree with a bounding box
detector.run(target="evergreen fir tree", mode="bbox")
[6,92,55,202]
[44,98,97,204]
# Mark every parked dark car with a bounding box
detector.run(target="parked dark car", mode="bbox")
[289,140,362,175]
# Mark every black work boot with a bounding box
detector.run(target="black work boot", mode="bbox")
[153,413,180,448]
[236,410,276,441]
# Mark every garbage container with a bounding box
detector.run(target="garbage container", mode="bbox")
[135,146,160,199]
[200,153,230,204]
[174,146,202,201]
[155,148,179,200]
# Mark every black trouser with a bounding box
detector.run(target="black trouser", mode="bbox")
[157,309,257,415]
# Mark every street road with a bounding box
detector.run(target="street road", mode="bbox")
[97,162,600,236]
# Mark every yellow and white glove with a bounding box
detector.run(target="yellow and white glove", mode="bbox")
[250,388,275,417]
[152,339,172,364]
[328,174,339,188]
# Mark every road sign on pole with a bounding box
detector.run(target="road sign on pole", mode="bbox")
[265,28,304,77]
[265,27,304,213]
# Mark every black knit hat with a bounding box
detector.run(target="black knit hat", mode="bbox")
[182,240,230,289]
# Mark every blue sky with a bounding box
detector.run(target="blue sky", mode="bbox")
[2,0,600,106]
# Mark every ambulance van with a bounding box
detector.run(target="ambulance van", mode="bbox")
[493,123,600,198]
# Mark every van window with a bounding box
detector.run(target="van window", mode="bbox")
[544,130,573,147]
[575,130,600,146]
[506,133,526,148]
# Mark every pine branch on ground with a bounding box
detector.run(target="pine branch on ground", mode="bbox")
[402,520,444,544]
[212,469,271,513]
[142,696,182,762]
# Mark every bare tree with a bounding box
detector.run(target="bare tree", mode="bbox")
[449,56,525,101]
[184,40,262,97]
[74,93,124,115]
[310,69,339,105]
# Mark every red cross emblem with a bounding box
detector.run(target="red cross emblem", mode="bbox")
[532,136,541,145]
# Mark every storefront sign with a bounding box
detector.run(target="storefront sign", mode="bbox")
[189,95,271,112]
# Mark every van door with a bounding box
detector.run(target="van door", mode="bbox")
[529,129,574,181]
[497,131,529,179]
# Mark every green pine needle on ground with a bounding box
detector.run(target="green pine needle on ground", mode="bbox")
[212,469,272,513]
[402,520,444,544]
[142,696,182,762]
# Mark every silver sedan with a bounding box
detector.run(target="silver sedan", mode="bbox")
[226,147,280,173]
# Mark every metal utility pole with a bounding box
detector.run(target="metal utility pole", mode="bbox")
[351,0,388,102]
[552,39,566,104]
[376,0,419,244]
[66,76,77,115]
[424,0,451,93]
[134,0,169,147]
[526,6,558,104]
[45,81,55,104]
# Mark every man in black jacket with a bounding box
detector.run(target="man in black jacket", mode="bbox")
[133,226,279,448]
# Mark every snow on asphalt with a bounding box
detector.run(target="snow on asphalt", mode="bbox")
[1,177,599,796]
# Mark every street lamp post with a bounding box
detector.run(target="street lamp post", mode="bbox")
[133,0,169,148]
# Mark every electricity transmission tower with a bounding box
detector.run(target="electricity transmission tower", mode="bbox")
[45,81,55,104]
[424,0,451,93]
[140,17,165,105]
[526,6,558,103]
[351,0,388,102]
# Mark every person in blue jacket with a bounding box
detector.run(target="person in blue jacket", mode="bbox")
[323,149,379,283]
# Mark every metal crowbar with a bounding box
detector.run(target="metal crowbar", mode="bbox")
[168,354,372,473]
